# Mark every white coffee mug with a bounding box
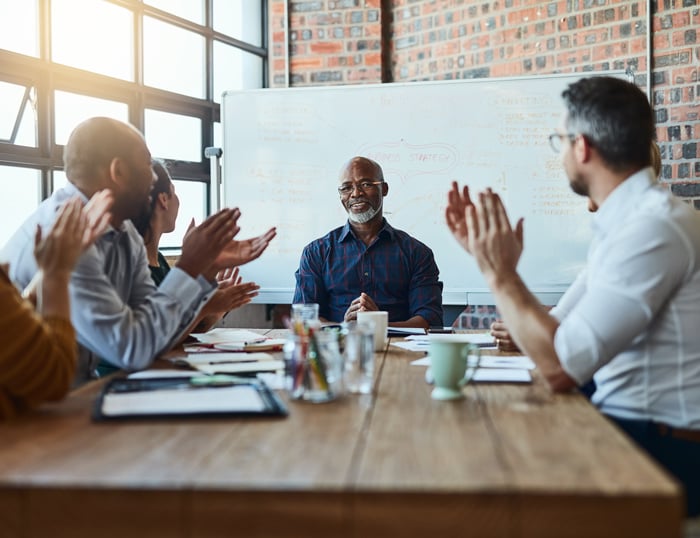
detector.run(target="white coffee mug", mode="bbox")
[357,311,388,351]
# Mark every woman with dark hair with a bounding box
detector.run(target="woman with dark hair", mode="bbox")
[136,160,260,333]
[133,159,180,285]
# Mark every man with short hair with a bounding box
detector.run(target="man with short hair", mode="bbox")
[294,156,443,330]
[445,76,700,516]
[2,117,275,383]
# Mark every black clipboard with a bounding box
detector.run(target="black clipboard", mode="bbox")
[92,375,288,421]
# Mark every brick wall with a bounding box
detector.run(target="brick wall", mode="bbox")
[270,0,698,181]
[268,0,699,325]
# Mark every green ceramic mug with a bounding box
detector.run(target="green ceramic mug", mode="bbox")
[428,338,481,400]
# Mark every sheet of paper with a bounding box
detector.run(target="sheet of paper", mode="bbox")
[411,355,535,370]
[185,352,275,365]
[394,332,498,352]
[474,355,535,370]
[391,340,429,352]
[192,360,285,375]
[216,338,286,352]
[127,369,198,379]
[256,372,285,390]
[472,368,531,383]
[101,385,266,416]
[190,328,267,345]
[388,327,426,336]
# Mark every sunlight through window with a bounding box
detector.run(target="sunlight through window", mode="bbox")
[51,0,133,81]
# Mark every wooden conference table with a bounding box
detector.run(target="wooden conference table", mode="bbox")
[0,330,683,538]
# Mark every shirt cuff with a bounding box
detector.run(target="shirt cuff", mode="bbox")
[160,267,213,308]
[553,315,600,386]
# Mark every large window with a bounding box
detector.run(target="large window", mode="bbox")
[0,0,267,250]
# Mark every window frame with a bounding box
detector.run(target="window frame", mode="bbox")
[0,0,268,232]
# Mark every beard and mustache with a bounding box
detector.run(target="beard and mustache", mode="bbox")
[346,196,382,224]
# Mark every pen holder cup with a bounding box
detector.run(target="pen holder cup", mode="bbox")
[284,331,344,403]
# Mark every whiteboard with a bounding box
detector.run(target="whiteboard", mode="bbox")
[222,73,624,305]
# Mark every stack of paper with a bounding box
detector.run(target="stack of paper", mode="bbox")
[180,352,284,376]
[411,354,534,384]
[391,332,498,352]
[189,328,286,351]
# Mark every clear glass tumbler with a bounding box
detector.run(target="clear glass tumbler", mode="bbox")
[343,321,375,394]
[284,330,344,403]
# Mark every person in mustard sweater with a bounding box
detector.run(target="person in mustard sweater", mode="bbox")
[0,191,112,420]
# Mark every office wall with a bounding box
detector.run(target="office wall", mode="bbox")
[269,0,698,187]
[259,0,699,328]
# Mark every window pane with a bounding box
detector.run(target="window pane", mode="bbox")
[145,0,204,24]
[213,0,262,46]
[0,0,38,57]
[213,42,263,103]
[15,94,37,147]
[52,170,68,192]
[51,0,133,81]
[145,110,201,162]
[54,91,129,146]
[144,17,205,99]
[0,166,40,248]
[213,121,222,149]
[0,81,37,147]
[162,179,207,248]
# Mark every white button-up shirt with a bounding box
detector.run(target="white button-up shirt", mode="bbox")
[553,167,700,428]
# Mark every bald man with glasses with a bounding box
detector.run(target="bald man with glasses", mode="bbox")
[293,156,443,330]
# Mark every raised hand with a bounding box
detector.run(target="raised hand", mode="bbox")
[176,208,241,278]
[81,189,114,248]
[213,227,277,270]
[445,181,476,254]
[24,194,113,304]
[465,189,524,283]
[194,267,260,332]
[206,279,260,315]
[34,197,90,276]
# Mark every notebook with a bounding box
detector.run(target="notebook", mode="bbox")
[93,375,287,421]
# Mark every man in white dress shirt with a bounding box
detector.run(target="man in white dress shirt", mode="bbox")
[445,76,700,517]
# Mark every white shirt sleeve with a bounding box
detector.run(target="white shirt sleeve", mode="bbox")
[550,268,587,322]
[554,217,689,384]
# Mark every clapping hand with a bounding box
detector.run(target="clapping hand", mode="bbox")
[204,267,260,315]
[213,227,277,270]
[34,190,114,275]
[445,181,477,254]
[27,191,113,305]
[177,208,241,279]
[446,183,524,284]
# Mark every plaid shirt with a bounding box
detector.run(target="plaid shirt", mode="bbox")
[293,219,443,326]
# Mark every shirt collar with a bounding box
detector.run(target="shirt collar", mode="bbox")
[61,182,89,203]
[60,183,123,235]
[592,167,656,237]
[340,217,394,242]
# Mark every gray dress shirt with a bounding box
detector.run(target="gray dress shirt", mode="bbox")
[1,184,215,383]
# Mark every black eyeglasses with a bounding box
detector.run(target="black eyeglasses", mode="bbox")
[548,132,577,153]
[337,180,383,196]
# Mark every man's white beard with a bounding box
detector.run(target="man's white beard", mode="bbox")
[348,202,381,224]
